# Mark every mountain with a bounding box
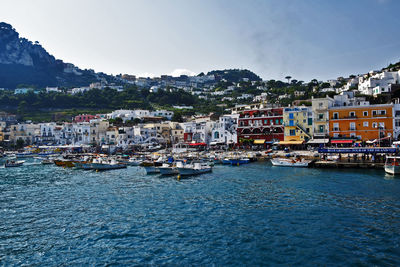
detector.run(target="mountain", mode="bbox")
[206,69,262,83]
[0,22,113,89]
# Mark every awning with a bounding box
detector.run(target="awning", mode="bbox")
[331,140,353,144]
[279,140,304,145]
[189,142,207,146]
[307,139,329,144]
[253,139,266,144]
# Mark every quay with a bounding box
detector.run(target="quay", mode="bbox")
[313,160,384,169]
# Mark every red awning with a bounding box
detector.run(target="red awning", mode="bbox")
[189,142,207,146]
[331,140,353,144]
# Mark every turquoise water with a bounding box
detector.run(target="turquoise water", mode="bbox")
[1,159,400,265]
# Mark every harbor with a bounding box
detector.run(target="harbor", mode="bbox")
[1,156,400,265]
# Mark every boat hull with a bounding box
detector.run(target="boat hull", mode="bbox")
[159,167,179,175]
[177,167,212,176]
[384,165,400,175]
[271,158,310,167]
[144,166,160,174]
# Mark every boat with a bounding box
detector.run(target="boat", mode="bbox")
[90,158,127,171]
[158,162,183,176]
[229,158,250,166]
[384,156,400,175]
[54,159,76,168]
[140,161,162,174]
[4,160,25,167]
[177,162,212,176]
[270,157,311,167]
[127,157,143,166]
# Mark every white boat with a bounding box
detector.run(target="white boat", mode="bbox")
[158,162,183,176]
[128,158,143,166]
[270,157,310,167]
[4,160,25,167]
[83,158,127,171]
[177,162,212,176]
[384,156,400,175]
[140,161,162,174]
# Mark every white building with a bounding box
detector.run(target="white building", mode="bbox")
[358,71,400,96]
[210,114,239,145]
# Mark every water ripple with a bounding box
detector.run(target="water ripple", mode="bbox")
[1,161,400,265]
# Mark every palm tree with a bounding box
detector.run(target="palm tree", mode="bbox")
[285,76,292,84]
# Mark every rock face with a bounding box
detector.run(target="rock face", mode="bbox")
[0,22,106,88]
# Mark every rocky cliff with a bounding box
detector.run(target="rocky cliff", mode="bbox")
[0,22,108,88]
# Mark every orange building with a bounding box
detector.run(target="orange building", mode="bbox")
[329,104,393,142]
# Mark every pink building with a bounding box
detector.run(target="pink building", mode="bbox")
[73,114,98,123]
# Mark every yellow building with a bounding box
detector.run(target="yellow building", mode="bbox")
[283,106,313,142]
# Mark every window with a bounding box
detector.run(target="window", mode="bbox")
[363,111,368,116]
[372,110,377,116]
[363,121,369,127]
[333,133,339,138]
[264,120,268,124]
[289,120,294,126]
[349,112,355,118]
[333,123,339,131]
[379,110,386,115]
[379,122,385,128]
[289,113,294,119]
[333,112,339,119]
[318,113,324,120]
[289,129,296,136]
[372,122,377,128]
[275,119,279,124]
[319,125,324,133]
[350,122,356,130]
[350,132,356,138]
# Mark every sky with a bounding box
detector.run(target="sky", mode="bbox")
[1,0,400,82]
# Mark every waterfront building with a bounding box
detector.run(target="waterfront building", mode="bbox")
[182,120,214,144]
[328,104,394,142]
[236,104,284,144]
[283,106,313,143]
[210,114,239,145]
[311,96,334,139]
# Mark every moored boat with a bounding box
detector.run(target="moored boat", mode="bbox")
[140,161,162,174]
[229,158,250,166]
[384,156,400,175]
[270,157,310,167]
[177,162,212,176]
[5,160,25,167]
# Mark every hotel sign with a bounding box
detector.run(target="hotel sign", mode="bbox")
[318,148,397,154]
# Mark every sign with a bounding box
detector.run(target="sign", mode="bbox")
[318,147,397,154]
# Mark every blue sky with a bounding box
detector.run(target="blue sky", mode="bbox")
[1,0,399,81]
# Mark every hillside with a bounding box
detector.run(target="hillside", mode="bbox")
[0,22,113,88]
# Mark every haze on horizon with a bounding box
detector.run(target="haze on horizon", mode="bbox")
[1,0,399,82]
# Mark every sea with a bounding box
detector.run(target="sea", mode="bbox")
[1,159,400,266]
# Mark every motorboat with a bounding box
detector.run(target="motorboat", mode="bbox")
[128,157,143,166]
[89,158,127,171]
[140,161,162,174]
[229,158,250,166]
[270,157,310,167]
[4,160,25,167]
[177,162,212,176]
[158,162,181,176]
[384,156,400,175]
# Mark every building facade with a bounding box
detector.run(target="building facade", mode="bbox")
[236,106,284,144]
[328,104,394,141]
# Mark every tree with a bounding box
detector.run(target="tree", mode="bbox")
[16,138,24,149]
[17,100,27,114]
[285,76,292,84]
